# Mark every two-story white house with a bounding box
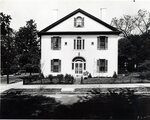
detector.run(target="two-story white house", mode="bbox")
[38,8,121,78]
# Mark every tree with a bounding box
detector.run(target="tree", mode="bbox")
[133,9,150,34]
[15,19,40,70]
[0,12,16,83]
[111,15,135,38]
[118,32,150,73]
[111,9,150,37]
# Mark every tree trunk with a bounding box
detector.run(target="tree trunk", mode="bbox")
[7,68,9,84]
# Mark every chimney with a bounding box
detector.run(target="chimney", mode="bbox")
[52,9,58,22]
[100,8,107,21]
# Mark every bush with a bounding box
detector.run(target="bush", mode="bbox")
[88,73,92,78]
[48,74,53,83]
[22,75,39,84]
[10,65,20,74]
[113,71,118,78]
[57,74,64,83]
[139,71,150,80]
[64,74,74,84]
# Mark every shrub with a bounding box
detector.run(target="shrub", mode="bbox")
[10,65,20,74]
[88,73,92,78]
[48,74,53,83]
[22,74,39,84]
[113,72,118,78]
[139,71,150,80]
[57,74,64,83]
[64,74,74,84]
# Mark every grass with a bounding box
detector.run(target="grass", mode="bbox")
[0,73,39,84]
[83,73,150,84]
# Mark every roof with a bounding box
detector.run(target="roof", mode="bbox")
[38,8,121,36]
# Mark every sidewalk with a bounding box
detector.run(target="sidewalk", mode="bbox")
[1,81,150,94]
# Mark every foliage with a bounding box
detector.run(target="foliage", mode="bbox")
[10,65,20,74]
[118,33,150,73]
[139,71,150,80]
[22,74,40,84]
[113,71,118,78]
[48,74,53,83]
[0,12,16,75]
[57,74,64,83]
[64,74,74,84]
[15,19,40,69]
[139,60,150,72]
[88,73,92,78]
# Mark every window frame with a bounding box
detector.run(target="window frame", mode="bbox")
[51,36,61,50]
[51,59,61,73]
[74,37,85,50]
[97,59,108,73]
[97,36,108,50]
[74,16,84,28]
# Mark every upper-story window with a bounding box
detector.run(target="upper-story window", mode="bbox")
[74,37,85,50]
[97,36,108,50]
[74,16,84,27]
[51,36,61,50]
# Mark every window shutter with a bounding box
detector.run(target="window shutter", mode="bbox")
[58,37,61,49]
[51,37,54,50]
[97,37,100,49]
[97,59,100,72]
[74,39,76,49]
[105,37,108,49]
[74,18,76,27]
[83,39,85,49]
[84,63,86,70]
[58,60,61,72]
[82,17,84,26]
[72,63,74,70]
[51,60,54,72]
[105,60,108,72]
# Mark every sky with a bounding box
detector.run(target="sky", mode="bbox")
[0,0,150,31]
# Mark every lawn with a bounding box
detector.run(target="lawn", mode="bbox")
[1,88,150,119]
[0,73,39,84]
[83,73,150,84]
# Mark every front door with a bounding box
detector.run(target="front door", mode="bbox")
[75,62,83,77]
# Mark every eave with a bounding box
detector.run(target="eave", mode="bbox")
[38,31,121,36]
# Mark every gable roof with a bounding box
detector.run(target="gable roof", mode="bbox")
[39,8,121,35]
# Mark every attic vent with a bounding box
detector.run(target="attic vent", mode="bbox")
[74,16,84,27]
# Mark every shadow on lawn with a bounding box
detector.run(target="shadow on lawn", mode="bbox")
[1,89,150,119]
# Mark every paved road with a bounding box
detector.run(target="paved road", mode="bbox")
[1,81,150,94]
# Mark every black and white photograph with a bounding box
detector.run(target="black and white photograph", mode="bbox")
[0,0,150,119]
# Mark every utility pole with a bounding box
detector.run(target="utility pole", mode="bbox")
[100,8,107,20]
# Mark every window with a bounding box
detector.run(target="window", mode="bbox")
[74,37,85,50]
[51,59,61,72]
[51,37,61,50]
[65,42,67,45]
[97,59,108,72]
[74,16,84,27]
[97,36,108,50]
[91,42,94,45]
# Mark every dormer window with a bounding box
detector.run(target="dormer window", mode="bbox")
[74,16,84,27]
